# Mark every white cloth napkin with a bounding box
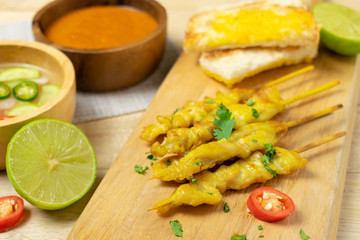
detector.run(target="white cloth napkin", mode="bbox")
[0,20,180,123]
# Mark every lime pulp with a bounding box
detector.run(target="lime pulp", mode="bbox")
[6,119,97,210]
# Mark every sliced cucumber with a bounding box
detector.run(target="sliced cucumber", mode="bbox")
[0,66,40,82]
[6,103,40,116]
[38,84,61,106]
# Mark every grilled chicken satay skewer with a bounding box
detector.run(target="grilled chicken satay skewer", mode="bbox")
[152,105,342,181]
[141,88,254,143]
[150,80,339,157]
[141,65,314,143]
[150,132,346,214]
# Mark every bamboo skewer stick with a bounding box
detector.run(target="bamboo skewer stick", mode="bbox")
[286,104,343,128]
[265,65,315,87]
[294,131,346,153]
[281,80,340,105]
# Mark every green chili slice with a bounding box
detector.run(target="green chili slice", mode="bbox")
[0,83,11,99]
[13,81,39,101]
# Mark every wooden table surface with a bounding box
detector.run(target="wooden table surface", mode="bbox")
[0,0,359,239]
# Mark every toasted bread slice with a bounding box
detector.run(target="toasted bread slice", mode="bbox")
[199,45,318,86]
[184,1,320,52]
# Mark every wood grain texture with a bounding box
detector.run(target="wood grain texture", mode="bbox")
[68,43,360,239]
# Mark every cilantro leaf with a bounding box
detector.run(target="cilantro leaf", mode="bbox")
[207,192,213,195]
[213,103,236,141]
[135,165,148,174]
[190,176,197,184]
[223,203,230,213]
[264,144,277,162]
[205,99,216,104]
[300,228,309,240]
[169,220,183,237]
[262,163,277,176]
[258,225,263,230]
[147,153,157,161]
[252,139,258,143]
[247,99,255,106]
[252,108,259,118]
[193,161,203,167]
[230,234,246,240]
[166,159,172,167]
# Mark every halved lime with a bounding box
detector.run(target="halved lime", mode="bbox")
[313,2,360,56]
[6,119,97,210]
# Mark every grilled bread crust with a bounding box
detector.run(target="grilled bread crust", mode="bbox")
[199,45,318,86]
[184,1,320,52]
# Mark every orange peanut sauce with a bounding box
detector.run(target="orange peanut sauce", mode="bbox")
[45,6,158,49]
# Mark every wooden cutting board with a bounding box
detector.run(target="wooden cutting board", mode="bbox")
[67,44,360,239]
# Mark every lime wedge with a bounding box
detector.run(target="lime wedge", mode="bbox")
[0,66,40,82]
[313,2,360,56]
[6,119,97,210]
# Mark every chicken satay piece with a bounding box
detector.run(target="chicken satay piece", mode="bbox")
[141,88,254,143]
[150,147,308,214]
[150,86,283,157]
[150,121,215,157]
[149,80,339,157]
[152,121,288,181]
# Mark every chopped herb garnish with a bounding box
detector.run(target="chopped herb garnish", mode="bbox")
[258,225,263,230]
[185,151,190,155]
[135,165,149,174]
[147,153,157,161]
[252,139,258,143]
[223,203,230,213]
[169,220,183,237]
[201,113,207,117]
[150,161,154,166]
[213,103,236,141]
[300,228,309,240]
[263,164,277,176]
[210,112,215,117]
[259,235,264,238]
[264,144,277,162]
[166,159,172,167]
[230,234,246,240]
[193,161,203,167]
[170,115,174,124]
[205,99,216,104]
[190,176,197,184]
[170,109,180,124]
[252,108,259,118]
[261,144,277,176]
[247,99,255,106]
[207,192,213,195]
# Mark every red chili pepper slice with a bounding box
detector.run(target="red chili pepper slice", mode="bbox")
[0,116,15,120]
[247,187,295,222]
[0,196,24,232]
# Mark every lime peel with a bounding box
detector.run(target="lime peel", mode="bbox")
[6,119,97,210]
[313,2,360,56]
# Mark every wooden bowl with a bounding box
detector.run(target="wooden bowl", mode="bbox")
[32,0,167,92]
[0,40,76,170]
